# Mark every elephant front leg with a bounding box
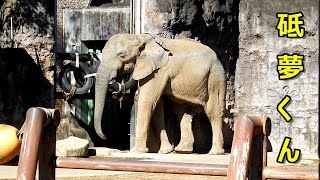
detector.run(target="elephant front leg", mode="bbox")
[132,100,173,153]
[130,100,153,153]
[130,87,163,152]
[130,75,168,153]
[154,99,174,154]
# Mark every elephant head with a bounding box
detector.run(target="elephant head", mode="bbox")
[94,34,171,140]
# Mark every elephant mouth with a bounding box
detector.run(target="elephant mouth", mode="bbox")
[108,74,136,93]
[123,62,135,72]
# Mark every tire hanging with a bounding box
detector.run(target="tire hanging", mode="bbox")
[59,53,136,99]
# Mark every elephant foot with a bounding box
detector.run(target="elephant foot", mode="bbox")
[174,142,193,154]
[130,146,149,153]
[208,147,225,155]
[158,144,174,154]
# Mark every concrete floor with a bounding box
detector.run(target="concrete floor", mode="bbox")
[0,151,318,180]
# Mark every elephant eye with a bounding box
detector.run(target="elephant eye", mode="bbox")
[117,53,126,58]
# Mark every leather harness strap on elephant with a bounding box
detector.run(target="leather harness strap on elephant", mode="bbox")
[136,32,173,97]
[112,33,172,109]
[143,33,172,53]
[103,33,173,106]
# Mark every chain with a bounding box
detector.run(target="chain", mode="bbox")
[63,85,77,101]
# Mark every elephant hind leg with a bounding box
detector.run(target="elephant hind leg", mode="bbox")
[175,112,194,153]
[204,87,225,155]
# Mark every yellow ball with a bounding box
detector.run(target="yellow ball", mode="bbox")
[0,124,21,164]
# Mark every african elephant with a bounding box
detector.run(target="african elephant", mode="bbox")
[94,33,226,154]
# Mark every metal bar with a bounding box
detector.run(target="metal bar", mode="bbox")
[17,108,48,180]
[130,0,134,34]
[246,116,271,136]
[227,116,255,180]
[248,132,263,179]
[17,108,59,180]
[262,135,267,180]
[56,157,228,176]
[39,109,60,180]
[22,110,319,180]
[263,166,319,180]
[227,116,271,180]
[10,17,13,40]
[56,53,92,61]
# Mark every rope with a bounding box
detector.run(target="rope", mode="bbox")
[17,122,25,141]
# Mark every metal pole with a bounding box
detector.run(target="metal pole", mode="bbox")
[17,108,60,180]
[39,109,60,180]
[17,108,47,180]
[227,116,271,180]
[10,17,14,47]
[56,157,228,176]
[262,134,267,180]
[130,0,134,34]
[227,116,255,180]
[10,17,13,40]
[263,166,319,180]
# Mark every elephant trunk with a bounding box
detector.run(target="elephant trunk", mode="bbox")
[94,67,117,140]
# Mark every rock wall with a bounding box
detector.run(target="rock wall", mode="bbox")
[235,0,318,154]
[0,48,53,127]
[0,0,55,127]
[0,0,55,82]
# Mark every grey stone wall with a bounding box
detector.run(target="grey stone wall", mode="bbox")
[0,0,55,127]
[0,0,55,80]
[56,0,129,52]
[55,0,91,53]
[235,0,318,154]
[63,6,130,52]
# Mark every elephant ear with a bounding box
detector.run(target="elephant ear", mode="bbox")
[132,39,171,80]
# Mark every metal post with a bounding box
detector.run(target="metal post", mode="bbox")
[39,109,60,180]
[227,116,255,180]
[249,116,271,180]
[17,108,60,180]
[227,116,271,180]
[56,157,228,176]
